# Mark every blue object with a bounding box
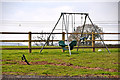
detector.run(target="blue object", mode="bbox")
[80,37,87,44]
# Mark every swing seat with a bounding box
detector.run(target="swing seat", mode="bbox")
[59,40,77,51]
[59,41,68,51]
[69,40,77,50]
[59,41,67,47]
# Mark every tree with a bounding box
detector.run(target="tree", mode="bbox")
[33,31,55,46]
[68,24,103,45]
[33,31,48,46]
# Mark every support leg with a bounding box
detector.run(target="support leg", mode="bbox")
[88,15,111,54]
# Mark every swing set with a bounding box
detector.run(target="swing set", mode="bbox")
[40,12,111,55]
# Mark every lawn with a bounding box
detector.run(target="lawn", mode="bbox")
[1,46,119,78]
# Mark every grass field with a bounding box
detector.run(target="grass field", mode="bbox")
[1,46,119,78]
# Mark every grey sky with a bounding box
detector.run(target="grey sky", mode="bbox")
[2,2,118,21]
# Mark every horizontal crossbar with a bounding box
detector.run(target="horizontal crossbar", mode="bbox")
[61,12,88,15]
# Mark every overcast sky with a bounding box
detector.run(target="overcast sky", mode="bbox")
[2,2,118,21]
[1,1,118,31]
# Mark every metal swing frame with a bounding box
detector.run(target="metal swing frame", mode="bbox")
[40,12,111,54]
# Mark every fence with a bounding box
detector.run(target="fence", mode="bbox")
[0,32,120,53]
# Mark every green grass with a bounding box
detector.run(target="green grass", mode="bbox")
[1,46,119,78]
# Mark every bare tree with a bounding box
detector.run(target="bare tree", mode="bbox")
[33,31,47,46]
[68,24,103,45]
[33,31,55,46]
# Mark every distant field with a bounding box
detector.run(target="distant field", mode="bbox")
[1,46,119,78]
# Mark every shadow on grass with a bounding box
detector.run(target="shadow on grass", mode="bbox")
[71,52,79,54]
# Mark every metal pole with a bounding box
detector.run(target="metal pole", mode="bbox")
[74,14,75,31]
[62,12,88,15]
[81,14,88,37]
[40,13,63,53]
[77,14,88,51]
[62,15,64,33]
[87,15,111,54]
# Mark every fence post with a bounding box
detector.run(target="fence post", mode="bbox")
[92,32,95,52]
[28,32,32,53]
[62,32,65,41]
